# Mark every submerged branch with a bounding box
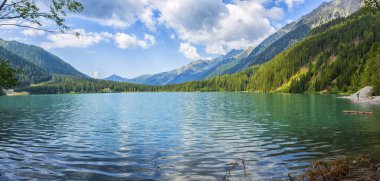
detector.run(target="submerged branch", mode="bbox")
[224,155,380,181]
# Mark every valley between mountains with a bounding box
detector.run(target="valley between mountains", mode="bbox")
[1,0,379,98]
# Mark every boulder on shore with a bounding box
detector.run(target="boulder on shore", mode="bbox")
[341,86,380,105]
[347,86,373,100]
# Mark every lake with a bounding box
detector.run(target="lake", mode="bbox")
[0,93,380,180]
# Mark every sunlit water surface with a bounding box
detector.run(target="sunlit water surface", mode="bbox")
[0,93,380,180]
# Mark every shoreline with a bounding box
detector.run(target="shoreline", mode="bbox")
[340,96,380,105]
[338,86,380,105]
[3,89,29,96]
[3,87,380,106]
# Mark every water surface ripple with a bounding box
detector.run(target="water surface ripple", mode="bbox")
[0,93,380,180]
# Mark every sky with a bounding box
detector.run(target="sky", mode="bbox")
[0,0,328,79]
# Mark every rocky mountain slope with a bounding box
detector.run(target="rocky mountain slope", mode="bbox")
[105,49,243,85]
[210,0,362,76]
[162,8,380,94]
[106,0,362,86]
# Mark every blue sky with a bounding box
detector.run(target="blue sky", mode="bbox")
[0,0,328,79]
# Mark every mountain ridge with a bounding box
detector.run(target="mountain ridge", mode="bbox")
[0,47,52,85]
[0,38,88,77]
[209,0,363,76]
[161,8,380,94]
[105,0,362,86]
[104,49,244,85]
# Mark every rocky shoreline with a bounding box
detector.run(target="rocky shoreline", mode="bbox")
[340,86,380,105]
[2,89,29,96]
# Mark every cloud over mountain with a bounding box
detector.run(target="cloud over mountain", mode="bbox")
[80,0,285,55]
[41,29,155,50]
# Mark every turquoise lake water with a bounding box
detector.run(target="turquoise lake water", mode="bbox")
[0,93,380,180]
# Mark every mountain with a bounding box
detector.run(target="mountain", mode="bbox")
[162,8,380,94]
[19,7,380,95]
[0,47,51,86]
[105,49,244,85]
[17,74,159,94]
[104,74,130,82]
[108,0,362,86]
[253,0,361,59]
[202,0,362,77]
[0,39,87,77]
[250,8,380,94]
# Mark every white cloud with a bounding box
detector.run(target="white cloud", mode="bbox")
[114,33,141,49]
[80,0,155,30]
[179,42,211,60]
[92,71,100,79]
[140,8,157,32]
[21,29,46,37]
[0,19,50,35]
[0,19,19,29]
[282,0,305,10]
[1,17,57,33]
[155,0,284,54]
[41,29,112,49]
[2,36,30,42]
[286,19,294,24]
[114,33,156,49]
[73,0,286,55]
[41,29,156,50]
[205,43,226,55]
[97,18,128,28]
[144,34,156,46]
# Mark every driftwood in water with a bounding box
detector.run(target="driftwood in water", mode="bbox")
[294,154,380,180]
[224,155,380,180]
[343,110,373,115]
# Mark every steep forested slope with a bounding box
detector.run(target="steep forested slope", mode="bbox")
[162,9,380,95]
[212,24,312,76]
[202,0,362,78]
[0,39,86,77]
[249,9,380,93]
[0,47,51,86]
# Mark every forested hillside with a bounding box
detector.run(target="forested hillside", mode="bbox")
[0,47,51,86]
[209,24,312,77]
[13,8,380,95]
[162,9,380,95]
[201,0,361,78]
[249,9,380,94]
[0,39,86,77]
[16,75,159,94]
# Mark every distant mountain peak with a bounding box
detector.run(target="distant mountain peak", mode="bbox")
[298,0,361,28]
[224,49,244,59]
[105,0,362,86]
[248,0,361,59]
[104,74,130,82]
[195,0,363,78]
[109,74,123,78]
